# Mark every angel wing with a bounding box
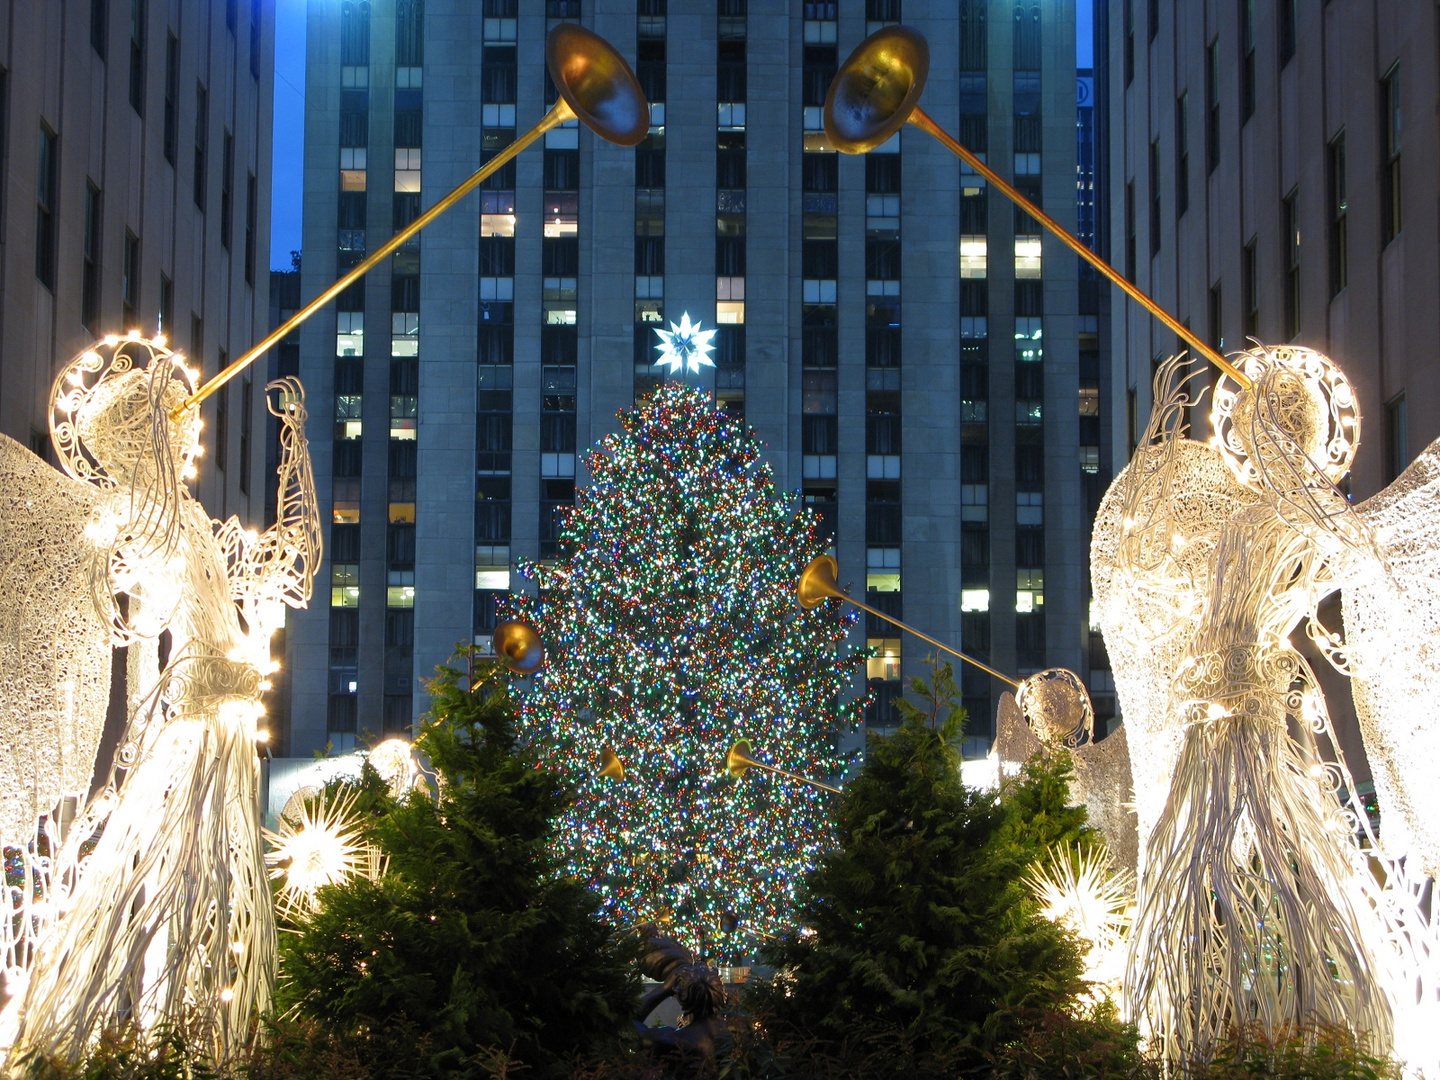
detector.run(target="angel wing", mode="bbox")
[0,434,114,847]
[993,691,1138,874]
[1090,360,1264,869]
[1342,434,1440,880]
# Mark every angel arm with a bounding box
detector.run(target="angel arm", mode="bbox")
[227,378,322,610]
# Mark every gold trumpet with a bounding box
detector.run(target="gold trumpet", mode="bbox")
[598,746,626,781]
[824,26,1250,390]
[492,618,545,676]
[799,554,1019,689]
[177,24,650,417]
[726,738,842,794]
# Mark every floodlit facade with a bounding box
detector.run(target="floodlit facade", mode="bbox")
[287,0,1101,756]
[1106,0,1440,499]
[0,0,275,525]
[1105,1,1440,759]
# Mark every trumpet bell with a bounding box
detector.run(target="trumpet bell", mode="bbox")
[824,25,930,155]
[598,746,625,781]
[546,23,650,148]
[493,619,545,675]
[726,739,757,779]
[797,554,843,610]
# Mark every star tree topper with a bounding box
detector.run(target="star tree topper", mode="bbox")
[653,312,718,375]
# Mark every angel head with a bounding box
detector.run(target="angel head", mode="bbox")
[50,335,202,496]
[1017,667,1095,748]
[1209,344,1358,490]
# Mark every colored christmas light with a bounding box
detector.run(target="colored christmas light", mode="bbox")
[506,383,866,951]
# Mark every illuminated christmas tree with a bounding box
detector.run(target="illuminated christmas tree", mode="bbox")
[507,381,866,950]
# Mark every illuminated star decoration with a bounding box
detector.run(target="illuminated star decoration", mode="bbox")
[653,312,718,375]
[264,788,382,920]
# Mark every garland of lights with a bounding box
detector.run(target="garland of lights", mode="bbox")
[505,382,866,951]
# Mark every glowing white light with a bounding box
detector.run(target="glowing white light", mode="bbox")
[264,788,378,919]
[653,312,718,374]
[367,738,417,798]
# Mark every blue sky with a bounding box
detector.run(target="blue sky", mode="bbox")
[268,3,1096,269]
[270,0,306,270]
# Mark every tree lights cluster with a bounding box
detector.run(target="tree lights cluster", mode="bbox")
[505,383,867,950]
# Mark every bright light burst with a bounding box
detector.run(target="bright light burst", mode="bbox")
[653,312,718,374]
[1025,844,1133,999]
[1025,845,1132,949]
[264,788,378,918]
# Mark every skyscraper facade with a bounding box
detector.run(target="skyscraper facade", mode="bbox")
[1105,2,1440,754]
[0,0,275,526]
[1107,1,1440,500]
[287,0,1094,757]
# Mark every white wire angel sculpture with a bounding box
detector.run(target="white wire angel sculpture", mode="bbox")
[0,334,319,1063]
[1091,345,1436,1066]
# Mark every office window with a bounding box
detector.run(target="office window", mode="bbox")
[35,126,56,290]
[1282,188,1299,340]
[1278,0,1296,67]
[193,82,208,210]
[1123,0,1134,87]
[1149,140,1160,257]
[129,0,146,115]
[1013,3,1040,70]
[1242,237,1257,339]
[122,231,139,328]
[221,132,234,250]
[959,0,986,71]
[160,273,173,335]
[244,173,257,285]
[1124,181,1136,282]
[82,184,102,331]
[397,0,424,67]
[91,0,108,58]
[1206,40,1220,173]
[1385,394,1407,482]
[1239,0,1254,123]
[215,379,228,474]
[1208,282,1222,353]
[163,33,177,164]
[1328,129,1347,296]
[1381,65,1401,244]
[249,0,261,80]
[239,377,253,495]
[1175,92,1189,217]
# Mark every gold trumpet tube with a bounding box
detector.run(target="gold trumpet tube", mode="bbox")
[825,27,1250,390]
[799,555,1020,688]
[726,739,841,794]
[177,24,649,417]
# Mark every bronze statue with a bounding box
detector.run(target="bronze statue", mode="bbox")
[633,923,727,1056]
